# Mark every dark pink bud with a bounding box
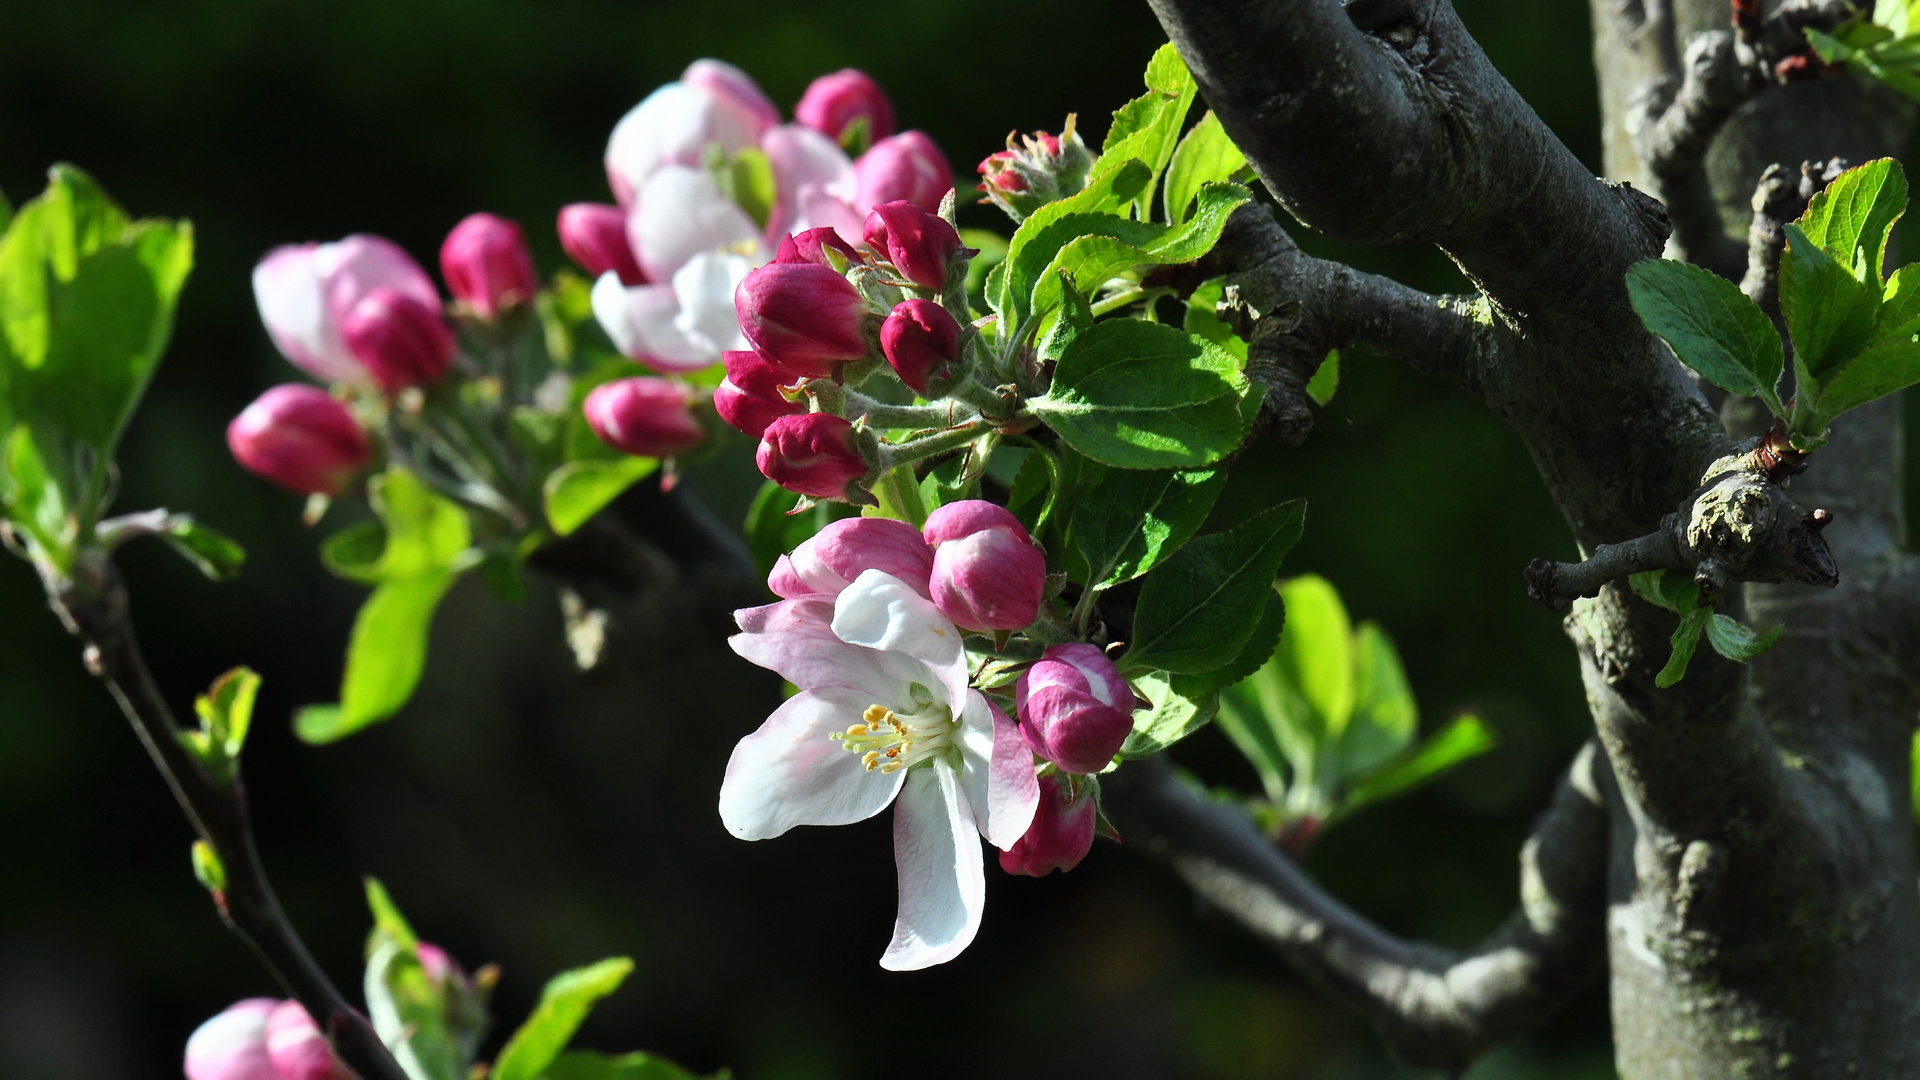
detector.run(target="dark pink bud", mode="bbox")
[923,501,1045,631]
[227,384,373,496]
[999,774,1097,876]
[923,499,1029,546]
[773,227,862,268]
[714,349,804,438]
[854,131,952,214]
[440,213,538,319]
[558,203,645,285]
[340,287,454,390]
[795,69,897,147]
[768,516,934,599]
[863,201,963,293]
[977,150,1028,193]
[1016,643,1135,774]
[880,299,961,395]
[734,261,874,379]
[265,1001,353,1080]
[584,377,706,457]
[756,413,868,500]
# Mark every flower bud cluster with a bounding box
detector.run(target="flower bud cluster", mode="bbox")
[977,115,1095,222]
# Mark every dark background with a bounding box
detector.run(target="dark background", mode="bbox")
[1,1,1897,1077]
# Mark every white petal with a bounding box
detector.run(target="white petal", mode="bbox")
[720,686,907,840]
[314,234,440,323]
[252,245,363,383]
[670,251,752,356]
[956,691,1040,851]
[832,570,970,713]
[605,82,717,204]
[731,599,925,701]
[629,166,763,284]
[762,124,856,241]
[589,271,713,373]
[883,761,985,970]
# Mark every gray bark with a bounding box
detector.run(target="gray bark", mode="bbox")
[1112,0,1920,1075]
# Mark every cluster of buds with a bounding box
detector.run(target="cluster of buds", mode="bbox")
[976,116,1095,222]
[719,200,977,503]
[183,999,350,1080]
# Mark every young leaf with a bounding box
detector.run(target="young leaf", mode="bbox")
[1030,320,1249,470]
[544,456,660,537]
[193,666,260,776]
[364,877,420,951]
[1214,671,1291,804]
[1626,259,1787,416]
[491,957,637,1080]
[1117,670,1219,758]
[1271,574,1355,742]
[1125,500,1305,673]
[1005,445,1061,539]
[1781,224,1881,405]
[1064,465,1227,587]
[367,468,474,579]
[1795,158,1906,285]
[1,424,74,564]
[1027,182,1252,322]
[1184,278,1247,360]
[743,480,857,584]
[1703,612,1784,662]
[1100,42,1198,219]
[994,160,1153,334]
[1305,350,1340,407]
[156,516,246,581]
[867,462,929,527]
[1164,111,1248,227]
[1337,621,1417,779]
[1655,604,1713,688]
[296,573,460,744]
[362,879,472,1080]
[1328,715,1495,823]
[1802,336,1920,420]
[190,839,226,895]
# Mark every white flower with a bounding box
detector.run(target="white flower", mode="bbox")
[720,570,1040,970]
[590,251,753,373]
[604,60,777,207]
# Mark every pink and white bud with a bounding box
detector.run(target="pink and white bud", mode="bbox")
[760,124,861,246]
[921,499,1045,631]
[977,120,1095,223]
[713,349,803,438]
[558,203,646,285]
[734,261,874,378]
[340,287,455,391]
[627,166,766,284]
[795,69,897,148]
[583,377,706,458]
[880,298,961,395]
[682,59,782,133]
[1016,643,1135,774]
[768,516,934,600]
[184,999,280,1080]
[773,227,861,268]
[999,773,1098,876]
[263,1001,351,1080]
[756,412,868,500]
[863,201,964,293]
[440,213,538,319]
[854,131,952,215]
[605,63,777,206]
[252,236,440,384]
[227,384,373,496]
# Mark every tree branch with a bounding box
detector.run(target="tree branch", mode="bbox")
[1101,746,1611,1073]
[39,554,408,1080]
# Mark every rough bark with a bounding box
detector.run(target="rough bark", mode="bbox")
[1114,0,1920,1076]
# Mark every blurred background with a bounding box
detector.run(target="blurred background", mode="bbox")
[4,0,1901,1077]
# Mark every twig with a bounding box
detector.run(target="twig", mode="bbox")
[42,557,409,1080]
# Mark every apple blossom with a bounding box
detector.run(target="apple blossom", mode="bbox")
[558,203,646,285]
[604,60,777,206]
[439,212,538,319]
[999,773,1098,877]
[795,69,897,147]
[591,251,754,372]
[627,165,765,285]
[583,377,706,457]
[227,384,373,496]
[1015,643,1136,775]
[767,516,934,600]
[760,124,862,247]
[921,500,1046,632]
[734,261,874,378]
[252,235,441,384]
[339,286,455,390]
[854,131,952,214]
[880,298,962,395]
[863,201,964,293]
[720,570,1039,969]
[713,349,804,438]
[756,412,868,499]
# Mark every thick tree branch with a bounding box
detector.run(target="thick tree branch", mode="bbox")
[1101,746,1611,1073]
[38,554,407,1080]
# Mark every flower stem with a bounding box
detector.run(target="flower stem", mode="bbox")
[876,420,991,472]
[843,392,974,431]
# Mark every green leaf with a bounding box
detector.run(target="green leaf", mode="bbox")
[1164,111,1247,227]
[1804,336,1920,419]
[1028,183,1252,323]
[1272,574,1355,741]
[993,160,1153,333]
[190,839,226,894]
[1876,264,1920,343]
[1703,612,1783,662]
[1329,715,1495,823]
[367,468,474,580]
[1100,42,1198,219]
[157,516,246,581]
[181,666,261,786]
[1,423,73,563]
[1005,444,1061,540]
[542,1051,714,1080]
[1626,258,1787,416]
[1305,350,1339,407]
[492,957,637,1080]
[297,573,459,744]
[1628,567,1694,612]
[1030,320,1249,470]
[867,462,928,527]
[1215,675,1290,804]
[724,147,778,231]
[0,187,11,233]
[1655,604,1712,688]
[1125,500,1306,673]
[544,456,660,537]
[1782,224,1881,398]
[1064,464,1226,587]
[364,877,420,951]
[1338,622,1417,779]
[1117,670,1218,758]
[1184,278,1246,360]
[1795,158,1906,285]
[1169,586,1286,700]
[366,938,463,1080]
[960,228,1008,317]
[320,520,389,583]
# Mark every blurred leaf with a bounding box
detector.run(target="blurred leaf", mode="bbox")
[0,186,10,233]
[156,515,245,581]
[1273,574,1355,742]
[960,228,1007,316]
[365,924,462,1080]
[1117,670,1218,758]
[1100,42,1198,218]
[1031,320,1249,470]
[183,666,259,785]
[1627,258,1787,417]
[1125,500,1305,673]
[190,839,226,895]
[364,877,420,951]
[321,520,389,583]
[1703,612,1783,662]
[1338,621,1417,778]
[1330,715,1495,823]
[724,147,778,231]
[299,573,459,743]
[1215,674,1290,804]
[491,957,636,1080]
[1164,111,1247,227]
[1305,350,1340,407]
[367,468,474,579]
[542,1051,717,1080]
[538,269,597,366]
[1064,463,1225,587]
[743,480,857,585]
[1,423,73,564]
[544,456,659,537]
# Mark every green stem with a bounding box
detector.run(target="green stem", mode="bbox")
[843,393,974,431]
[876,420,991,472]
[1091,286,1175,318]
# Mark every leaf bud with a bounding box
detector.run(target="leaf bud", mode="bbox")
[977,116,1095,222]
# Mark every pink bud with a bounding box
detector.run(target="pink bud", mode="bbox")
[1016,643,1135,774]
[682,58,782,134]
[922,499,1030,545]
[880,298,961,395]
[854,131,952,214]
[714,350,804,438]
[999,774,1097,876]
[252,236,440,385]
[923,500,1046,631]
[773,227,861,268]
[756,413,868,500]
[440,213,538,319]
[734,261,874,379]
[264,1001,352,1080]
[768,516,934,599]
[340,287,455,391]
[227,384,373,496]
[184,999,280,1080]
[977,151,1028,194]
[795,69,897,146]
[558,203,646,285]
[584,377,706,457]
[863,201,963,292]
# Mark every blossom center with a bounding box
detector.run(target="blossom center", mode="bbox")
[831,693,955,774]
